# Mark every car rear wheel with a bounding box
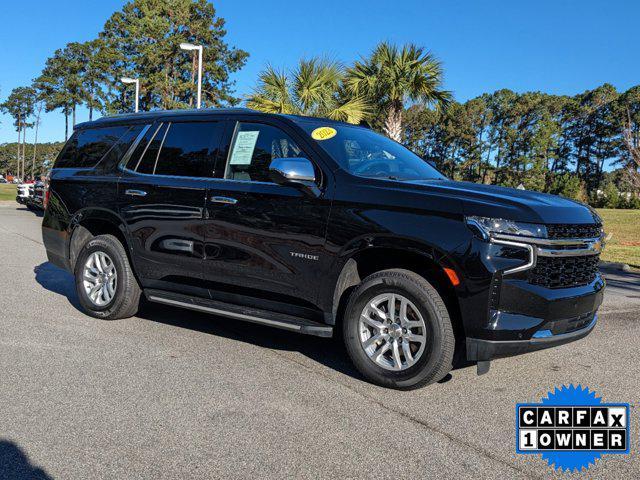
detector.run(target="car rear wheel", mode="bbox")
[342,269,455,389]
[74,234,141,320]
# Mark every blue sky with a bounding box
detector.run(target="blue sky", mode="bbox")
[1,0,639,144]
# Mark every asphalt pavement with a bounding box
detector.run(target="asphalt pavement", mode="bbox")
[0,202,638,479]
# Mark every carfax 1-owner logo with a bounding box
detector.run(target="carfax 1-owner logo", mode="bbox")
[516,385,631,472]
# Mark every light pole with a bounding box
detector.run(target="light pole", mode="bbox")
[180,42,203,109]
[121,77,139,113]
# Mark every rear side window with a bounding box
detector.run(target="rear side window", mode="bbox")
[136,124,168,174]
[224,122,303,182]
[126,121,222,177]
[97,125,144,169]
[55,125,131,168]
[126,124,160,171]
[154,122,223,177]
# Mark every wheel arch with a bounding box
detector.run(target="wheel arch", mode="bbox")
[68,208,132,273]
[330,244,465,344]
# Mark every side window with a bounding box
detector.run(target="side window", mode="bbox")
[55,125,131,168]
[154,122,222,177]
[97,125,144,169]
[126,124,158,170]
[136,123,168,174]
[224,122,303,182]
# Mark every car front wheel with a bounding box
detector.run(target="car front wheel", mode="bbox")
[342,269,455,389]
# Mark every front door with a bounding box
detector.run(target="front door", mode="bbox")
[202,118,333,309]
[119,119,225,296]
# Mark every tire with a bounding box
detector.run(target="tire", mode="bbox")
[342,269,455,390]
[74,234,141,320]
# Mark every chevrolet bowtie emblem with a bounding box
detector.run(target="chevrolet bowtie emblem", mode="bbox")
[588,240,603,253]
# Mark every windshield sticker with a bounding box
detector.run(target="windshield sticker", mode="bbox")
[229,131,259,165]
[311,127,337,141]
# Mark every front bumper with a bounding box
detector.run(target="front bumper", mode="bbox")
[459,231,605,362]
[467,313,598,361]
[464,271,604,361]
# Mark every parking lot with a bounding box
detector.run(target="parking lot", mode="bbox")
[0,202,638,479]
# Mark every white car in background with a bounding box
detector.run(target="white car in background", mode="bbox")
[16,183,33,205]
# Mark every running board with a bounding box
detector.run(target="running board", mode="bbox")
[144,289,334,338]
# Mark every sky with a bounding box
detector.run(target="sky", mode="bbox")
[1,0,639,144]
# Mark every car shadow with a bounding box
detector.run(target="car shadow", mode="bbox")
[34,261,362,379]
[15,206,44,217]
[34,262,81,310]
[600,264,640,298]
[0,439,53,480]
[138,300,364,379]
[34,261,469,384]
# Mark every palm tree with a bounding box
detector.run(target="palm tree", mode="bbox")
[345,42,451,141]
[246,58,369,124]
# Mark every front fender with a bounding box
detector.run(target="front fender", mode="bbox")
[323,234,471,322]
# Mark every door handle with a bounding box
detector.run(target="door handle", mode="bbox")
[210,196,238,205]
[125,189,147,197]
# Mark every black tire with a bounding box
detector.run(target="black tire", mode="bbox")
[342,269,455,390]
[74,234,141,320]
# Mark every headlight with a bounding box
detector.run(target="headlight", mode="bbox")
[587,205,603,225]
[465,216,547,239]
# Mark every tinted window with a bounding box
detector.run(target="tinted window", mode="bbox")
[135,124,168,174]
[224,122,303,182]
[299,122,445,181]
[126,124,156,170]
[97,125,144,170]
[55,125,131,168]
[154,122,222,177]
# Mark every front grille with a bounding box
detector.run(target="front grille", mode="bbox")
[528,255,599,289]
[547,223,602,239]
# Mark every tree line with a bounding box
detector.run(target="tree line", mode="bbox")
[0,142,64,180]
[402,84,640,208]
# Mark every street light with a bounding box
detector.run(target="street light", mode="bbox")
[121,77,139,113]
[180,42,203,109]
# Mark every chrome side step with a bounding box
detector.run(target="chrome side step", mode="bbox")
[144,289,333,338]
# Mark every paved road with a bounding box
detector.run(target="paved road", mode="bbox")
[0,202,638,479]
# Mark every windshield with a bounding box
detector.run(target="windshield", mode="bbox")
[299,122,445,181]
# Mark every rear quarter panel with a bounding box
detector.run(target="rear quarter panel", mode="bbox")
[42,168,121,271]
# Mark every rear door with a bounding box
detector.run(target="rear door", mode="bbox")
[119,119,225,296]
[202,117,333,308]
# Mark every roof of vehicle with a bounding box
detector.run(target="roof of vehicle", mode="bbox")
[76,108,361,130]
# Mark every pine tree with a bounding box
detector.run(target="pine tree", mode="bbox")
[98,0,249,112]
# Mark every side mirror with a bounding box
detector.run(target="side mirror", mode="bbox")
[269,157,316,185]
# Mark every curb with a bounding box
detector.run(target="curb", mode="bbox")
[600,261,634,272]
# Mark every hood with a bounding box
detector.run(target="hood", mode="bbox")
[400,179,599,224]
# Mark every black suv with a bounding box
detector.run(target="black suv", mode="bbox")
[42,109,605,389]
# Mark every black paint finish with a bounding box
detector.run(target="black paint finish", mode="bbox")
[42,108,604,361]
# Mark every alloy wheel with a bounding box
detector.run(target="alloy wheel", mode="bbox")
[358,293,428,371]
[82,251,117,307]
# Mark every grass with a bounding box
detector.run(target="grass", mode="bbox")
[597,208,640,268]
[0,183,17,201]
